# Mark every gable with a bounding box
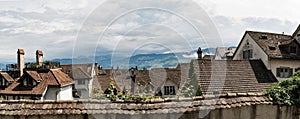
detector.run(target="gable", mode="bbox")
[292,24,300,39]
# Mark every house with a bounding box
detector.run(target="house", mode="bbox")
[0,72,14,90]
[0,49,74,100]
[0,69,74,100]
[93,65,190,98]
[214,47,236,60]
[60,63,97,99]
[233,27,300,81]
[193,48,277,95]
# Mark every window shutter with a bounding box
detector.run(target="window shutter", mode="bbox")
[289,68,293,77]
[276,68,280,77]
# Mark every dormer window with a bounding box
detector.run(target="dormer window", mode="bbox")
[290,46,297,54]
[0,78,6,86]
[260,35,268,40]
[23,78,37,87]
[269,46,276,50]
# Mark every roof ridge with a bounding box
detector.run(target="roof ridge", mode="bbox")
[246,30,292,36]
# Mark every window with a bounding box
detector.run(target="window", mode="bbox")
[0,78,5,86]
[66,70,71,75]
[243,49,253,59]
[276,67,293,78]
[164,86,176,95]
[290,46,297,54]
[78,80,85,85]
[269,46,276,50]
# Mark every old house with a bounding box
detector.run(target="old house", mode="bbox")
[233,27,300,81]
[0,49,75,100]
[60,63,97,99]
[0,69,74,100]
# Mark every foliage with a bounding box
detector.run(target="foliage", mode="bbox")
[265,71,300,106]
[91,79,160,102]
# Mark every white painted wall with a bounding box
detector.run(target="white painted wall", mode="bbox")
[269,59,300,81]
[233,33,269,67]
[58,86,73,100]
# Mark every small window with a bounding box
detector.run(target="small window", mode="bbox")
[276,67,293,78]
[297,34,300,37]
[78,80,85,85]
[269,46,276,50]
[164,86,176,95]
[260,35,268,40]
[66,70,71,75]
[243,49,253,59]
[290,46,297,54]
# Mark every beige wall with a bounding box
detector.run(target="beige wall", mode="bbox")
[269,59,300,81]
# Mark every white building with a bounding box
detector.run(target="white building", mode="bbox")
[233,25,300,81]
[60,63,96,99]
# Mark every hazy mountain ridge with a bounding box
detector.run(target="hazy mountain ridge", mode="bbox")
[51,48,216,69]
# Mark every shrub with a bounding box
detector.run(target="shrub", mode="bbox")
[265,71,300,106]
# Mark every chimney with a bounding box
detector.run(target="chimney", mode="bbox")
[17,49,25,76]
[36,50,43,67]
[197,47,202,59]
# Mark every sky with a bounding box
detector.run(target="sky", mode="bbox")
[0,0,299,63]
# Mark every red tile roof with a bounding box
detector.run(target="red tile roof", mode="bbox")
[0,72,14,82]
[0,69,74,96]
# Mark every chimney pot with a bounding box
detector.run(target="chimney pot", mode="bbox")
[197,47,203,59]
[36,50,43,67]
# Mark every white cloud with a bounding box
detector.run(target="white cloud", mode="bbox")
[0,0,299,63]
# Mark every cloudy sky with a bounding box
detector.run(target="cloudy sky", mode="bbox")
[0,0,299,63]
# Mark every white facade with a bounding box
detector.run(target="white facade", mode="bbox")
[233,32,300,81]
[43,86,73,100]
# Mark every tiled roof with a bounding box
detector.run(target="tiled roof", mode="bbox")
[0,72,14,82]
[60,64,94,79]
[242,31,299,59]
[194,59,277,95]
[93,75,120,92]
[0,69,74,96]
[0,93,272,115]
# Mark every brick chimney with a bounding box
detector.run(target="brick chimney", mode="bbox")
[17,49,25,76]
[197,47,202,59]
[36,50,43,67]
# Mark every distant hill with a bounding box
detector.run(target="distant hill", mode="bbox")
[51,48,216,69]
[0,63,5,71]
